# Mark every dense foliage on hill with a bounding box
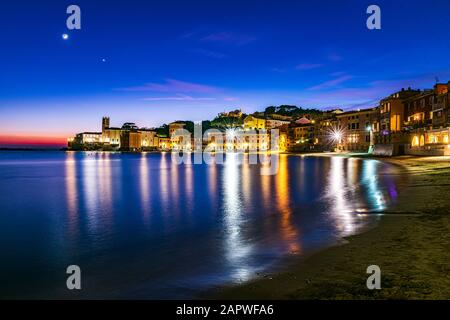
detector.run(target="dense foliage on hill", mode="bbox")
[263,105,324,118]
[210,115,245,129]
[154,105,326,133]
[155,124,169,137]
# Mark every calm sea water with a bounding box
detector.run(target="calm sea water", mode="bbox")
[0,151,405,298]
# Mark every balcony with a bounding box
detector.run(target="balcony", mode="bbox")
[432,102,448,111]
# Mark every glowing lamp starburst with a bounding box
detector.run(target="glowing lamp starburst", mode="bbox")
[327,126,345,144]
[226,128,236,140]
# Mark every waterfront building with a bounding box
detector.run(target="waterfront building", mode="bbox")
[335,108,378,152]
[102,128,121,147]
[205,130,225,152]
[292,124,314,143]
[120,130,142,151]
[204,129,274,152]
[431,82,450,128]
[192,134,203,152]
[404,86,438,154]
[288,123,315,152]
[407,82,450,156]
[118,122,143,151]
[67,81,450,155]
[101,117,121,148]
[404,90,434,128]
[373,88,420,155]
[80,132,102,144]
[169,121,187,150]
[314,118,337,151]
[68,132,102,150]
[139,129,158,150]
[156,136,171,150]
[172,134,192,151]
[408,127,450,156]
[379,88,420,135]
[276,124,289,152]
[102,117,110,132]
[241,130,270,151]
[169,121,186,136]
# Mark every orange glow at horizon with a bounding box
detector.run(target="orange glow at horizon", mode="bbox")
[0,135,68,146]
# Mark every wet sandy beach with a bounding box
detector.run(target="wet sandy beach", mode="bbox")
[213,155,450,299]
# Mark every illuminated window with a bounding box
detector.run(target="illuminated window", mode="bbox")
[429,135,437,144]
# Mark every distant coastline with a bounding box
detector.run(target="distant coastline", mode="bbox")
[0,147,66,151]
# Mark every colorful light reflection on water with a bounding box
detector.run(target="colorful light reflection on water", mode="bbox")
[0,152,406,298]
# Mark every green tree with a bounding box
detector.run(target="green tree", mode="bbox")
[155,124,169,137]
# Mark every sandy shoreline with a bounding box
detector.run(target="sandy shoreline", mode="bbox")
[212,154,450,299]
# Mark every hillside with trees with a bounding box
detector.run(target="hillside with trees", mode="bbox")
[263,105,323,118]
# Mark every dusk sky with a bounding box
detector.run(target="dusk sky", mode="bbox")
[1,0,450,146]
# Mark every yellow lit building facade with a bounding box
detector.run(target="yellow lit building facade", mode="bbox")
[336,108,378,152]
[140,129,157,149]
[406,82,450,156]
[409,128,450,156]
[157,136,171,150]
[169,122,187,150]
[244,115,266,130]
[102,128,121,146]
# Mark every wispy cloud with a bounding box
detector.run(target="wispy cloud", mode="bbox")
[344,98,381,110]
[295,63,324,70]
[223,96,238,101]
[201,31,256,46]
[142,94,216,101]
[299,70,450,109]
[271,63,323,73]
[191,48,228,59]
[330,71,346,77]
[308,75,353,90]
[368,70,450,89]
[270,67,287,73]
[119,79,221,94]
